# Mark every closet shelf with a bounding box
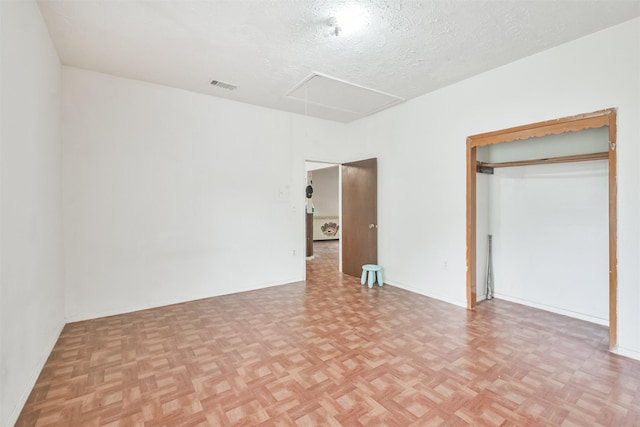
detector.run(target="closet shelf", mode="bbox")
[477,151,608,172]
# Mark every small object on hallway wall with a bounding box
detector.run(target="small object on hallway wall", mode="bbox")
[321,222,339,237]
[306,185,313,198]
[313,216,339,240]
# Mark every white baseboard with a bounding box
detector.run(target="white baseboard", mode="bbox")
[7,320,65,427]
[384,280,466,308]
[492,293,608,326]
[611,346,640,361]
[65,277,305,323]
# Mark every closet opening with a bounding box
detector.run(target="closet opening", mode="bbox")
[466,108,617,350]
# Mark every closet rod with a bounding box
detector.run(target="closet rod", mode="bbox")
[477,151,608,169]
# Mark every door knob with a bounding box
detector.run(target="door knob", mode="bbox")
[369,224,375,229]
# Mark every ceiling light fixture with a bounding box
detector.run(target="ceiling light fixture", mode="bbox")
[327,17,340,36]
[328,4,367,37]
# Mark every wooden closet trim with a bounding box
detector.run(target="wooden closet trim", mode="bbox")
[466,108,618,350]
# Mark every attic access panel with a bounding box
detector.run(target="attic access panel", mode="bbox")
[287,73,404,117]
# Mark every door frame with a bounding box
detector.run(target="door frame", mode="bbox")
[466,108,618,349]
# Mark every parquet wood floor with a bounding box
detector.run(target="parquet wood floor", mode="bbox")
[17,240,640,426]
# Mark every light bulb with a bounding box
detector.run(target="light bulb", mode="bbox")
[333,4,367,37]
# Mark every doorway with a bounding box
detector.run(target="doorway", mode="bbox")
[305,161,341,273]
[304,158,378,280]
[466,108,617,349]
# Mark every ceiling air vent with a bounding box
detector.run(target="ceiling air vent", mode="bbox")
[210,79,237,91]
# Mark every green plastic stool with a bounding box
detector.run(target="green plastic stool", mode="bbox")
[361,264,384,289]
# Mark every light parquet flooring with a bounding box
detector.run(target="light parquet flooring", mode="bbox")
[17,240,640,426]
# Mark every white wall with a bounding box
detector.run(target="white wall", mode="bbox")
[490,161,609,324]
[0,1,65,425]
[62,67,347,321]
[347,18,640,358]
[310,166,339,217]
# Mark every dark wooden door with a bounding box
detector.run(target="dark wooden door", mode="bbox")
[342,158,377,277]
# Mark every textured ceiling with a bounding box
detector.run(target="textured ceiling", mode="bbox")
[37,0,640,122]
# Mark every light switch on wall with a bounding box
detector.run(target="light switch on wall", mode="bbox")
[277,185,290,202]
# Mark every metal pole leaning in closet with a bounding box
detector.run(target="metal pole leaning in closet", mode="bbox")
[485,235,494,300]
